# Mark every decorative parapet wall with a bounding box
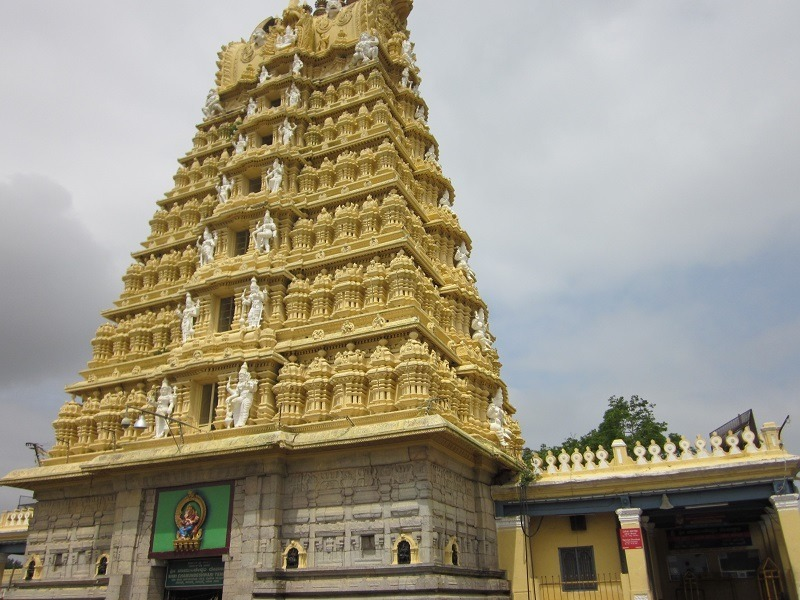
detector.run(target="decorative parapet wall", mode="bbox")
[0,507,33,533]
[530,422,789,478]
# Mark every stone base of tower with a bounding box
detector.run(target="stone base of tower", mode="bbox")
[2,416,516,600]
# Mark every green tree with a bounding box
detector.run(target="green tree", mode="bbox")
[536,395,679,457]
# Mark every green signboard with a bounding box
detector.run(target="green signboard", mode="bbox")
[166,558,224,589]
[150,483,232,558]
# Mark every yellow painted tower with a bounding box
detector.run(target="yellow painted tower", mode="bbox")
[2,1,523,598]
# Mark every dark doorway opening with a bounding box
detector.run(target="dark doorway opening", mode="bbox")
[164,590,222,600]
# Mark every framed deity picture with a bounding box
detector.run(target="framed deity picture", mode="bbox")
[149,482,234,559]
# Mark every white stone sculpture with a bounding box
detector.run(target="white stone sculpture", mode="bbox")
[471,308,493,351]
[234,134,247,155]
[425,145,439,165]
[454,242,477,282]
[402,38,416,66]
[287,83,301,108]
[246,97,258,117]
[252,28,267,48]
[197,227,218,267]
[150,379,176,439]
[326,0,342,19]
[202,89,224,119]
[275,25,297,49]
[240,277,267,329]
[279,118,297,146]
[179,293,199,342]
[400,68,411,89]
[265,159,284,194]
[415,105,426,124]
[254,209,277,253]
[487,389,511,447]
[353,32,379,64]
[438,190,452,208]
[216,174,232,203]
[258,65,271,84]
[292,54,304,76]
[225,363,258,428]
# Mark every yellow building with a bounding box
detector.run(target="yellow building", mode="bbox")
[1,0,524,598]
[494,422,800,600]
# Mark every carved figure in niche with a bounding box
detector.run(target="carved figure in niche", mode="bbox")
[402,38,416,66]
[425,145,438,165]
[254,209,278,253]
[225,362,258,428]
[292,54,304,76]
[179,293,199,342]
[258,65,271,84]
[287,83,301,107]
[197,227,218,267]
[487,389,511,447]
[415,105,426,123]
[251,28,267,48]
[326,0,342,19]
[266,159,284,193]
[279,118,297,146]
[216,174,232,203]
[454,242,476,282]
[234,134,247,155]
[400,67,411,89]
[240,277,267,329]
[275,25,297,49]
[471,308,493,351]
[353,32,379,64]
[177,504,200,538]
[150,379,176,439]
[202,89,224,119]
[438,190,452,208]
[246,97,258,117]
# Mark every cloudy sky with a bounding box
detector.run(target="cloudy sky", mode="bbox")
[0,1,798,508]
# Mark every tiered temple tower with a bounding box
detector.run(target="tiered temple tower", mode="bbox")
[4,1,522,598]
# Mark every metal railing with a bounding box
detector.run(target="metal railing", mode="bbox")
[537,573,623,600]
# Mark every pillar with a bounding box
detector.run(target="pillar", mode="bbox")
[616,508,654,600]
[0,551,8,586]
[641,517,663,599]
[495,516,533,600]
[770,493,800,600]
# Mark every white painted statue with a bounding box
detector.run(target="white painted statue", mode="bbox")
[402,38,416,66]
[254,209,278,253]
[438,190,451,208]
[258,65,271,84]
[252,28,267,48]
[400,67,411,89]
[240,277,267,329]
[425,145,438,165]
[179,293,199,342]
[487,389,511,447]
[265,159,284,193]
[292,54,304,76]
[197,227,218,267]
[150,379,176,439]
[246,97,258,117]
[275,25,297,49]
[454,242,477,282]
[471,308,493,351]
[353,32,379,64]
[202,89,224,119]
[415,105,426,123]
[234,134,247,155]
[287,83,301,108]
[225,362,258,428]
[216,174,232,203]
[279,118,297,146]
[326,0,342,19]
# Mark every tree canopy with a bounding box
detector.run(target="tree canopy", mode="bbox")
[536,395,679,456]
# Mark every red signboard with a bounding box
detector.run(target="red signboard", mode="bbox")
[619,527,644,550]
